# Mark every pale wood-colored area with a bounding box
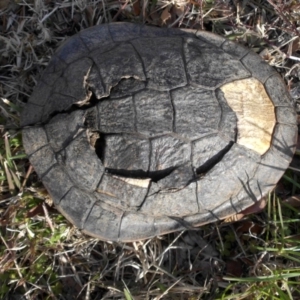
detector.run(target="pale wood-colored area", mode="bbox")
[114,176,151,188]
[220,78,276,155]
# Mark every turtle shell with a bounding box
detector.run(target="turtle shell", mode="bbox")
[21,23,297,242]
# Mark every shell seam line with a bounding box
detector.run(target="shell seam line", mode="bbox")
[236,172,260,203]
[39,161,56,181]
[220,39,251,59]
[215,89,225,133]
[147,138,152,173]
[132,94,138,133]
[93,163,105,192]
[27,143,50,159]
[54,128,85,157]
[78,33,94,52]
[57,186,73,205]
[25,101,44,108]
[169,90,176,133]
[52,54,68,69]
[117,211,126,242]
[136,179,153,212]
[89,60,106,99]
[181,37,189,85]
[193,165,201,213]
[167,216,194,231]
[206,209,221,222]
[88,43,120,58]
[29,78,92,127]
[239,57,261,83]
[129,41,148,80]
[81,199,97,230]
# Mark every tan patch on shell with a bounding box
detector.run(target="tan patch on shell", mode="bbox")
[86,129,100,148]
[220,78,276,155]
[113,176,151,188]
[95,189,117,198]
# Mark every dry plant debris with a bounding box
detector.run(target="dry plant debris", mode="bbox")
[1,0,300,299]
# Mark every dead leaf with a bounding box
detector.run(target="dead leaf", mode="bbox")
[84,6,94,27]
[224,197,267,222]
[26,203,44,218]
[26,201,54,218]
[235,220,264,236]
[290,37,300,54]
[174,5,185,17]
[241,197,267,215]
[0,0,10,10]
[225,259,243,277]
[133,0,141,16]
[148,6,160,24]
[161,6,171,24]
[283,195,300,208]
[61,277,83,300]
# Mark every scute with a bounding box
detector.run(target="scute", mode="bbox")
[83,201,122,241]
[150,135,191,171]
[141,181,198,216]
[79,24,113,51]
[265,74,297,107]
[28,81,52,107]
[220,78,276,155]
[42,56,67,85]
[42,165,74,206]
[102,134,150,171]
[22,23,297,242]
[196,144,259,211]
[55,34,88,64]
[98,96,135,133]
[45,110,85,152]
[135,89,173,134]
[192,134,232,170]
[89,43,146,96]
[119,212,156,241]
[221,39,249,59]
[271,123,298,162]
[184,37,251,88]
[57,58,93,100]
[276,107,297,125]
[59,187,95,228]
[241,51,277,83]
[62,131,104,190]
[131,37,187,90]
[109,22,141,42]
[28,145,56,176]
[23,127,48,155]
[95,174,150,209]
[21,103,43,126]
[171,86,220,139]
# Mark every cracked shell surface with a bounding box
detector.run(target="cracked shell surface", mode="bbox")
[22,23,297,242]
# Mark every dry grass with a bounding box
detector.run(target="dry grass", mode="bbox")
[1,0,300,299]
